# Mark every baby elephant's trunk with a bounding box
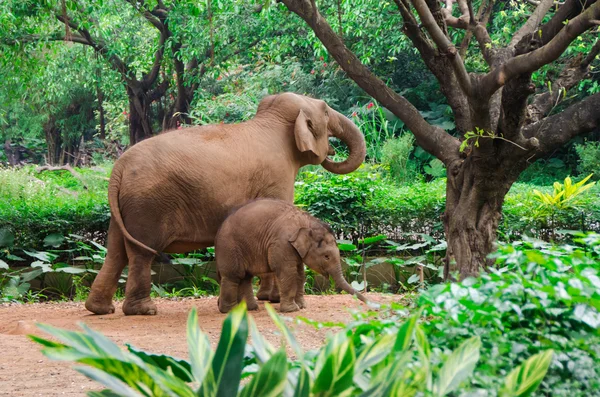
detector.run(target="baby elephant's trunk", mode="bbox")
[331,269,369,304]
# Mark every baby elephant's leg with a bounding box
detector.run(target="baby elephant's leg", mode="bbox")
[238,277,258,310]
[218,277,240,313]
[277,269,300,313]
[295,266,306,309]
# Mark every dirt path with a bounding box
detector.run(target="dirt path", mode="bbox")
[0,293,394,396]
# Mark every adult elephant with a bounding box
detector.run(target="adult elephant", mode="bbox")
[85,92,366,315]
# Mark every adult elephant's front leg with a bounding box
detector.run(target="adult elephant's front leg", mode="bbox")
[256,273,280,303]
[122,247,157,316]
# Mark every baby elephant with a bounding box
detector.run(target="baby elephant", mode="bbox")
[215,199,368,313]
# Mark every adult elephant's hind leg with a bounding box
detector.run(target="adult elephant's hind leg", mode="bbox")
[256,274,274,301]
[85,222,127,315]
[122,246,157,316]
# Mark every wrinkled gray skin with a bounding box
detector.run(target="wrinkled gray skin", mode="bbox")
[85,93,366,315]
[215,199,368,313]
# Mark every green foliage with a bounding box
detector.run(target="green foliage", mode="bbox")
[381,133,416,183]
[533,174,596,215]
[0,165,110,248]
[575,141,600,180]
[32,301,553,396]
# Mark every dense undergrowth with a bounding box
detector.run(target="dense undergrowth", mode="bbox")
[31,234,600,396]
[1,163,598,251]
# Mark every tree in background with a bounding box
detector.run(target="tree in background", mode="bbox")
[0,0,277,150]
[280,0,600,278]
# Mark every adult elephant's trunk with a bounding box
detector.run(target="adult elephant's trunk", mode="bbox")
[322,110,366,174]
[331,268,369,304]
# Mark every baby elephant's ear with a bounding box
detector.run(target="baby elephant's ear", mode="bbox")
[290,228,313,259]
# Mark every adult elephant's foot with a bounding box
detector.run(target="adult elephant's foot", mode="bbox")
[85,295,115,315]
[123,298,157,316]
[279,301,300,313]
[296,297,306,309]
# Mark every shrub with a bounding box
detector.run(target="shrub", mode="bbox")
[575,141,600,180]
[381,133,416,183]
[32,300,553,396]
[0,166,110,249]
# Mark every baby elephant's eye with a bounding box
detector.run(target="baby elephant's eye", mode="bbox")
[325,255,330,261]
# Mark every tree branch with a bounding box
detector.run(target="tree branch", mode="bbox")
[441,0,470,28]
[539,0,596,45]
[412,0,473,96]
[509,0,555,49]
[524,92,600,156]
[479,1,600,98]
[527,39,600,123]
[280,0,461,165]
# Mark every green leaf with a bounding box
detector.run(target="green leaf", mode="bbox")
[0,228,14,247]
[358,235,387,245]
[126,344,193,382]
[249,316,276,365]
[292,365,311,397]
[312,335,355,396]
[74,366,143,397]
[23,250,57,263]
[265,303,304,359]
[187,307,214,385]
[0,259,8,270]
[338,243,357,252]
[433,336,481,396]
[43,233,65,248]
[355,333,395,375]
[393,314,418,353]
[500,350,554,397]
[239,350,288,397]
[211,302,248,397]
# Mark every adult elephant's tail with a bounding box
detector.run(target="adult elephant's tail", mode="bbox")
[108,167,158,256]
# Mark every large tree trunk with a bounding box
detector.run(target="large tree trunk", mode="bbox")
[127,88,154,145]
[443,156,521,279]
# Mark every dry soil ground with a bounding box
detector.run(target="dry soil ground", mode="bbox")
[0,293,394,396]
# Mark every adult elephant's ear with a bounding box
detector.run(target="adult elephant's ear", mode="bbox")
[294,110,320,158]
[290,228,312,259]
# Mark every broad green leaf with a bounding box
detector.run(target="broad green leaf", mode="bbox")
[43,233,65,248]
[23,249,57,263]
[355,333,395,374]
[500,350,554,397]
[211,302,248,397]
[312,335,355,396]
[249,316,276,365]
[358,235,386,245]
[126,344,193,383]
[0,259,8,270]
[292,365,311,397]
[338,243,357,252]
[74,366,143,397]
[433,336,481,396]
[393,314,419,353]
[265,303,304,359]
[187,307,214,386]
[0,228,14,247]
[239,350,288,397]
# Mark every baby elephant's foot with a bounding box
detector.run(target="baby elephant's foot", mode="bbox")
[245,299,259,311]
[85,296,115,315]
[256,291,271,301]
[279,302,300,313]
[123,298,157,316]
[269,291,281,303]
[218,298,238,314]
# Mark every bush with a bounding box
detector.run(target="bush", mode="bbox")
[381,133,416,183]
[32,297,553,396]
[0,166,110,249]
[575,141,600,180]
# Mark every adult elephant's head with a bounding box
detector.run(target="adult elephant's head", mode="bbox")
[256,93,366,174]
